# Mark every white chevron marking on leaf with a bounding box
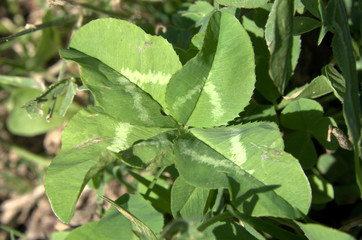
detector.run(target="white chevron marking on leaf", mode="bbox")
[229,135,247,165]
[124,84,151,122]
[172,83,203,110]
[107,122,134,152]
[204,81,225,119]
[180,142,237,170]
[121,68,171,86]
[248,169,255,174]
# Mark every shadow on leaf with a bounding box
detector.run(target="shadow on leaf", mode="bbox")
[228,176,280,215]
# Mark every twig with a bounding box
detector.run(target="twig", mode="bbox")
[1,185,45,224]
[63,0,127,18]
[0,15,78,44]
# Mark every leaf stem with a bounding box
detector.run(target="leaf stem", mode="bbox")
[197,212,233,231]
[0,224,34,240]
[0,137,49,167]
[144,166,167,199]
[228,206,306,240]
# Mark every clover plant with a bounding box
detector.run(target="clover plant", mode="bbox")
[44,0,361,239]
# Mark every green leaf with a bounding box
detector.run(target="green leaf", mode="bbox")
[329,0,362,144]
[295,75,333,99]
[65,222,117,240]
[241,11,280,104]
[293,17,321,35]
[119,194,164,236]
[121,131,176,169]
[295,222,355,240]
[0,75,44,90]
[59,79,77,117]
[238,104,278,124]
[291,35,301,75]
[171,176,209,218]
[216,0,268,8]
[160,218,206,239]
[322,65,345,102]
[50,231,70,240]
[190,31,206,51]
[60,48,177,128]
[174,122,311,218]
[45,107,170,223]
[326,0,362,197]
[166,11,255,127]
[68,18,182,108]
[131,172,171,213]
[308,169,334,204]
[279,75,334,108]
[266,0,294,94]
[65,203,135,240]
[300,0,322,18]
[284,131,317,169]
[311,117,339,150]
[66,194,163,240]
[179,1,214,27]
[280,98,324,132]
[296,75,333,99]
[229,206,306,240]
[45,108,117,223]
[317,154,336,176]
[317,152,353,184]
[281,99,338,150]
[24,78,77,120]
[294,0,305,14]
[101,195,159,240]
[202,219,260,240]
[6,88,78,136]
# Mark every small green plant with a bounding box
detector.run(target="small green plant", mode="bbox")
[42,0,360,239]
